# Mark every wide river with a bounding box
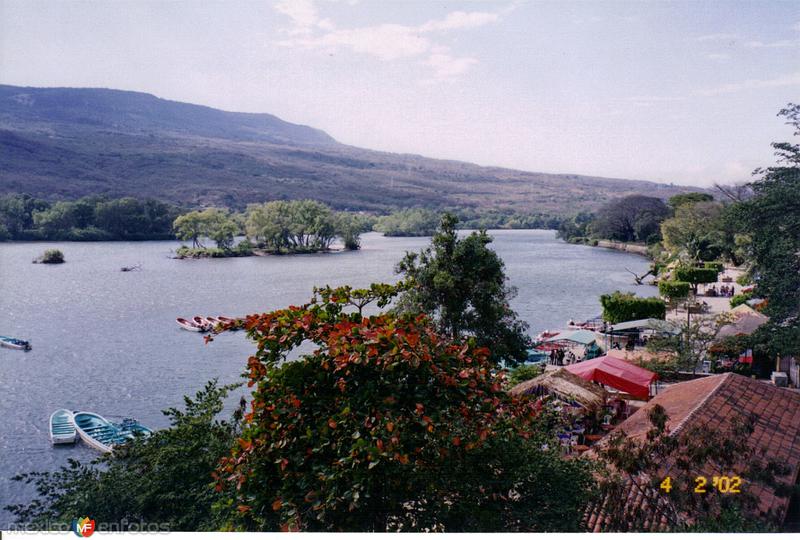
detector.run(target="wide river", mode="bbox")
[0,230,655,525]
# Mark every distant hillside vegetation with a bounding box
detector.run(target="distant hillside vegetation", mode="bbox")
[0,85,694,212]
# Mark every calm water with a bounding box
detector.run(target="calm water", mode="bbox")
[0,230,654,524]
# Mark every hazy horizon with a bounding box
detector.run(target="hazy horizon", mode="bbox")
[2,0,798,188]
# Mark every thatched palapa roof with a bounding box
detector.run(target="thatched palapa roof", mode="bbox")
[509,368,607,410]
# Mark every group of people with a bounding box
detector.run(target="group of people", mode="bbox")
[706,284,735,297]
[549,348,576,366]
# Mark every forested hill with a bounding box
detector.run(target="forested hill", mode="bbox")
[0,85,691,212]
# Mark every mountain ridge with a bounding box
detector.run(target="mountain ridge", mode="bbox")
[0,84,695,212]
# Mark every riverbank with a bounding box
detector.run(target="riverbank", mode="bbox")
[594,240,649,256]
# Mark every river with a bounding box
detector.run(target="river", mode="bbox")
[0,230,655,525]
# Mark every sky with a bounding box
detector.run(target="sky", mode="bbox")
[1,0,798,187]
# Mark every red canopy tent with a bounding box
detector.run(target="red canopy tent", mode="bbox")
[565,355,657,400]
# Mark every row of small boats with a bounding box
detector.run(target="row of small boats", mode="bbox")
[1,335,32,351]
[175,315,240,333]
[49,409,152,453]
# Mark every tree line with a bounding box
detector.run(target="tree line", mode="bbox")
[0,194,180,241]
[0,193,565,247]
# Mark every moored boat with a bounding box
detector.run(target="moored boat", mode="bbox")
[192,316,212,330]
[49,409,77,445]
[176,317,203,332]
[0,335,32,351]
[204,316,221,326]
[73,411,152,453]
[114,418,153,440]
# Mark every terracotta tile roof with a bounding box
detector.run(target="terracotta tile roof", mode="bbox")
[584,373,800,531]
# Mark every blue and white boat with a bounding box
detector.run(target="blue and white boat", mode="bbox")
[73,411,152,453]
[49,409,77,445]
[0,335,31,351]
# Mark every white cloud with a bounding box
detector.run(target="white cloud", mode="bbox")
[744,39,800,48]
[273,1,505,78]
[425,50,478,79]
[696,72,800,96]
[419,11,499,32]
[704,53,730,61]
[286,24,431,61]
[694,33,738,42]
[274,0,319,34]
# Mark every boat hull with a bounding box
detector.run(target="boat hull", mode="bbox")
[49,409,77,445]
[73,412,116,453]
[176,318,202,332]
[0,336,31,350]
[73,411,152,453]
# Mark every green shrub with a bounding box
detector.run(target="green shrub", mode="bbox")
[234,238,254,255]
[674,266,719,287]
[65,227,113,241]
[703,261,724,273]
[658,280,691,300]
[38,249,65,264]
[175,246,226,259]
[730,292,754,308]
[506,363,544,387]
[600,291,666,323]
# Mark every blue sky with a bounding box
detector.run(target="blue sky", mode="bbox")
[1,0,798,187]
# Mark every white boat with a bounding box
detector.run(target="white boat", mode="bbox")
[49,409,77,445]
[192,316,213,331]
[176,317,203,332]
[0,335,32,351]
[73,411,152,453]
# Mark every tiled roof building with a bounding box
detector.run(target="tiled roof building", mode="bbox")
[584,373,800,532]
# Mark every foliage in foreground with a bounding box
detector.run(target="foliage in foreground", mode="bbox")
[395,214,532,367]
[6,381,243,531]
[211,283,593,532]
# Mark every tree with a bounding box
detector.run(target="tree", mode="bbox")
[32,201,78,238]
[673,265,719,294]
[173,210,209,248]
[245,200,337,252]
[0,193,49,237]
[94,198,150,239]
[210,284,593,532]
[395,214,532,366]
[205,209,239,251]
[660,201,725,261]
[173,208,241,251]
[556,211,594,242]
[373,208,440,237]
[591,195,671,243]
[334,212,370,250]
[658,280,691,311]
[646,313,733,373]
[667,192,714,210]
[599,291,666,324]
[5,381,243,531]
[734,103,800,355]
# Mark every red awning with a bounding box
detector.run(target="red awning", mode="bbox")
[565,355,657,400]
